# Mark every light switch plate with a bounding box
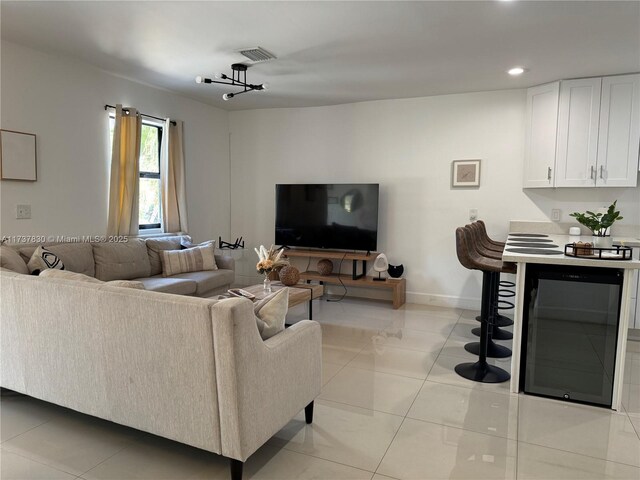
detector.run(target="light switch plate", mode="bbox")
[16,204,31,220]
[551,209,561,222]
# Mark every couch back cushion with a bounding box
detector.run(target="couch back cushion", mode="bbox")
[146,236,190,276]
[93,239,151,281]
[17,243,95,277]
[0,246,29,274]
[161,243,217,277]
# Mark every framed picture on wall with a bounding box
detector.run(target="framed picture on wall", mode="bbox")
[0,129,37,181]
[451,159,480,188]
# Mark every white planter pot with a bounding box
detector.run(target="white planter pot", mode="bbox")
[592,235,613,248]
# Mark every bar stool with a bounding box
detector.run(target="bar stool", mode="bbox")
[463,225,513,358]
[467,223,514,342]
[469,222,515,331]
[453,227,511,383]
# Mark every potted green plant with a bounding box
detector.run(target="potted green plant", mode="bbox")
[569,201,623,248]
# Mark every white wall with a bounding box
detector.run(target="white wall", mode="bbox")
[229,91,640,308]
[0,41,230,243]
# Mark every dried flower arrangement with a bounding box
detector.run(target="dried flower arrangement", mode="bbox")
[255,245,288,275]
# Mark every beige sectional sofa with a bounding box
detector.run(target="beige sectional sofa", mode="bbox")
[0,236,323,480]
[2,235,235,296]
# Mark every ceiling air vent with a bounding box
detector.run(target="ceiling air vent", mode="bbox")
[238,47,277,63]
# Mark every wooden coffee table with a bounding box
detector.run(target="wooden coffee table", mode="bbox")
[242,282,324,319]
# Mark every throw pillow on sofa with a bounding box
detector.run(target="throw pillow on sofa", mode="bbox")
[39,269,145,289]
[160,243,217,277]
[27,246,64,275]
[254,287,289,340]
[0,245,29,274]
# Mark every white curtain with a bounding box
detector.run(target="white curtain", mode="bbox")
[160,119,188,233]
[107,104,142,236]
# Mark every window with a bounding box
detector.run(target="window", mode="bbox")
[109,117,163,230]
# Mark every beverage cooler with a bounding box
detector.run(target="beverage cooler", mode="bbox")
[520,264,623,408]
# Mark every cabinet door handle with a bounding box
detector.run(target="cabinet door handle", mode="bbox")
[547,167,552,181]
[599,165,604,180]
[590,166,595,179]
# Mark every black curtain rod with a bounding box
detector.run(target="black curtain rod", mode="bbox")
[104,104,176,126]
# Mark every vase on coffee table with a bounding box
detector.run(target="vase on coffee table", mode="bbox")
[263,274,272,293]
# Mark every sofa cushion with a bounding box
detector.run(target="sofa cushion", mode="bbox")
[254,288,289,340]
[161,243,217,277]
[39,269,145,290]
[27,246,65,274]
[93,239,151,281]
[145,236,190,276]
[132,275,197,295]
[171,269,235,296]
[0,246,29,274]
[17,243,96,277]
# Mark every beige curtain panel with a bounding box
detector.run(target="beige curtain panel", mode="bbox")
[160,119,188,233]
[107,104,142,236]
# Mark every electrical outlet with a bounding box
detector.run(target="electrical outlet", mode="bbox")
[551,208,561,222]
[469,208,478,221]
[16,204,31,220]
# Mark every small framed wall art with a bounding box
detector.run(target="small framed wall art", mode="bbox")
[0,129,37,181]
[451,159,481,188]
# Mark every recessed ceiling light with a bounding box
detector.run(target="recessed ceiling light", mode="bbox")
[508,66,526,76]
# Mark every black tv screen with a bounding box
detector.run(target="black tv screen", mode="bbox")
[275,183,379,251]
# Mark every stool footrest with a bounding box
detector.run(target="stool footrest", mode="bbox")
[465,341,512,359]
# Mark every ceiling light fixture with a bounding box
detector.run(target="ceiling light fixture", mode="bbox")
[195,63,267,101]
[508,66,526,76]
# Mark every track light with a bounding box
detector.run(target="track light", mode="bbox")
[195,63,268,101]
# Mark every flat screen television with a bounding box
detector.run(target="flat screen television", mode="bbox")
[275,183,379,251]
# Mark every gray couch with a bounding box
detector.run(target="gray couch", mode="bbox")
[2,234,235,296]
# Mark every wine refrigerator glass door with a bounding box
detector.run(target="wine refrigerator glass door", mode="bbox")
[521,264,623,407]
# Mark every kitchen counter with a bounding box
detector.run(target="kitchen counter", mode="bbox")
[503,231,640,411]
[502,233,640,268]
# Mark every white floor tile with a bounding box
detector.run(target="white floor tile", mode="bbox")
[427,354,512,395]
[347,344,438,379]
[0,395,63,443]
[319,366,423,416]
[273,399,403,472]
[621,382,640,417]
[322,362,343,386]
[0,449,77,480]
[82,434,222,480]
[2,411,139,476]
[407,381,519,439]
[367,328,448,353]
[518,395,640,467]
[377,418,517,480]
[322,344,364,366]
[516,442,640,480]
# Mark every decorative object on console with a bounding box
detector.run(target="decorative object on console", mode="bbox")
[218,236,244,249]
[569,200,623,248]
[317,259,333,276]
[387,263,404,278]
[255,245,289,293]
[451,159,481,188]
[279,265,300,286]
[27,246,64,275]
[373,253,389,281]
[195,63,269,101]
[0,129,37,181]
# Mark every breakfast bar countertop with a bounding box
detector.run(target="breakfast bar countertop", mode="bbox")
[502,234,640,269]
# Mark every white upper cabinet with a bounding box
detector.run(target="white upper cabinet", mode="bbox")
[555,78,602,187]
[523,73,639,189]
[523,82,559,188]
[596,74,640,187]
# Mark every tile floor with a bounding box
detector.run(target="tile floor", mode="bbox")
[2,298,639,480]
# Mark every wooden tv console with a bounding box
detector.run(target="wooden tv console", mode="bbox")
[283,249,406,309]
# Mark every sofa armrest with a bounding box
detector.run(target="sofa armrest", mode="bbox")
[214,254,235,271]
[210,298,322,461]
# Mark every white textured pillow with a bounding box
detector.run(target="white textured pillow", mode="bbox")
[27,246,65,274]
[0,245,29,274]
[161,243,217,277]
[254,287,289,340]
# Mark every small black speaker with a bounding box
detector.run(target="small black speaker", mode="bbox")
[388,264,404,278]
